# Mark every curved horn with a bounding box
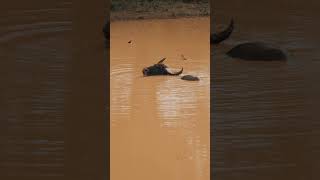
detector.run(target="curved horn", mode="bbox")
[167,67,183,76]
[103,21,110,40]
[211,18,234,44]
[157,57,166,64]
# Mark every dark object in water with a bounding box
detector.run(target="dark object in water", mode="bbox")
[142,58,183,76]
[128,40,132,43]
[181,54,187,60]
[181,75,200,81]
[103,20,110,40]
[227,42,287,61]
[211,19,234,44]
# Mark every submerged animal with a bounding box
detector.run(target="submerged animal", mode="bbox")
[211,19,234,44]
[212,19,287,61]
[227,42,287,61]
[142,58,183,76]
[181,75,200,81]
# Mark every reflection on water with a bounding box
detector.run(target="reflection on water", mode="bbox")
[110,62,134,124]
[111,17,209,180]
[0,0,71,177]
[212,1,320,179]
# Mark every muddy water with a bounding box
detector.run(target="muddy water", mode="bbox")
[0,1,71,178]
[111,17,209,180]
[212,1,320,180]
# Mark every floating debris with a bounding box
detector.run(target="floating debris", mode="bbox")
[181,54,187,60]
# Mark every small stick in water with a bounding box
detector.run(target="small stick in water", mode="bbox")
[181,54,187,60]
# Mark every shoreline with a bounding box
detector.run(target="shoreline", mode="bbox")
[110,14,210,22]
[110,0,209,22]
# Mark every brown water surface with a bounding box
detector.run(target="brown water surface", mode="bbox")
[0,0,71,178]
[212,1,320,179]
[1,1,107,179]
[111,17,210,180]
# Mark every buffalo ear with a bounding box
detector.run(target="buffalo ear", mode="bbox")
[157,57,166,64]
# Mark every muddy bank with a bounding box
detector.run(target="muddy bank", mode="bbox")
[111,0,209,21]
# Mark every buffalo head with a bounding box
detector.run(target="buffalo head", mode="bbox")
[142,58,183,76]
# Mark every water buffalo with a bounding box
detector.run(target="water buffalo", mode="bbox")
[211,19,234,44]
[212,19,287,60]
[142,58,183,76]
[227,42,287,61]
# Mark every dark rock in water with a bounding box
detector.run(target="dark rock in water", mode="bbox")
[142,58,183,76]
[181,75,200,81]
[227,42,287,61]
